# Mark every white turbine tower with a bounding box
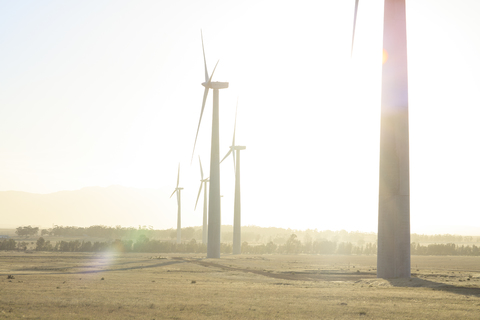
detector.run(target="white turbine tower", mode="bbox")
[220,103,245,255]
[352,0,410,278]
[192,31,229,258]
[195,156,209,244]
[170,163,184,244]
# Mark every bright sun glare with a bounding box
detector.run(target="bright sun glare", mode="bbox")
[382,49,388,64]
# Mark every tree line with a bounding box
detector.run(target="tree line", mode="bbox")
[410,242,480,256]
[2,234,479,256]
[15,226,39,238]
[18,225,199,241]
[13,225,480,245]
[29,234,376,254]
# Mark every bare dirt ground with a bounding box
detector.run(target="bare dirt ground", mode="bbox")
[1,252,480,319]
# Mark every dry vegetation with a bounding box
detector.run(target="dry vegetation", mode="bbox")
[1,252,480,319]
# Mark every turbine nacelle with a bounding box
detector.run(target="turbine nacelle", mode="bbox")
[170,187,184,198]
[202,81,229,90]
[170,164,183,198]
[195,156,210,210]
[191,31,227,162]
[220,100,242,168]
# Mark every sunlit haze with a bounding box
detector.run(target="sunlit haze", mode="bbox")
[1,0,480,234]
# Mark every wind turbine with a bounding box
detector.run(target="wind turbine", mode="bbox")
[192,31,229,258]
[195,156,209,244]
[170,163,184,244]
[351,0,410,278]
[220,102,245,255]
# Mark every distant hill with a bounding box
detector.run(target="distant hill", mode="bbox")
[0,186,178,229]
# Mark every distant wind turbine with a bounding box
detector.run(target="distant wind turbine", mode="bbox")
[170,163,184,244]
[351,0,410,278]
[191,31,229,258]
[220,102,246,255]
[195,156,209,244]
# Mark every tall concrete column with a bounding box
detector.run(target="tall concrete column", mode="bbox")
[377,0,410,278]
[202,181,208,244]
[233,150,242,254]
[207,89,221,258]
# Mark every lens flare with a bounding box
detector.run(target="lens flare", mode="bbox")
[382,49,389,64]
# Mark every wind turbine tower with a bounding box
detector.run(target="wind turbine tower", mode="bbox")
[352,0,410,278]
[221,103,245,255]
[170,164,184,244]
[192,32,228,258]
[195,156,209,244]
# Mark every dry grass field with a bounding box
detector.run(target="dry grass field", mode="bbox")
[1,252,480,319]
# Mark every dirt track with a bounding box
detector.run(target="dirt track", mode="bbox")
[174,256,377,281]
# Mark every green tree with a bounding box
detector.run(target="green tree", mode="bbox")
[284,234,301,254]
[36,237,45,250]
[0,239,16,250]
[15,226,39,238]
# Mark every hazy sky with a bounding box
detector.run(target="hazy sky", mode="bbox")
[1,0,480,234]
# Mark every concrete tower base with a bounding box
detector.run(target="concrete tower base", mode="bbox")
[377,0,411,279]
[207,89,221,259]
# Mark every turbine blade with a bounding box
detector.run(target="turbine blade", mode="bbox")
[191,60,219,162]
[201,30,209,82]
[199,156,204,180]
[220,149,232,164]
[351,0,359,57]
[192,87,210,162]
[207,60,219,84]
[177,163,180,188]
[232,149,236,173]
[170,189,176,198]
[195,182,203,210]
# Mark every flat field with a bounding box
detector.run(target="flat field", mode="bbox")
[1,252,480,319]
